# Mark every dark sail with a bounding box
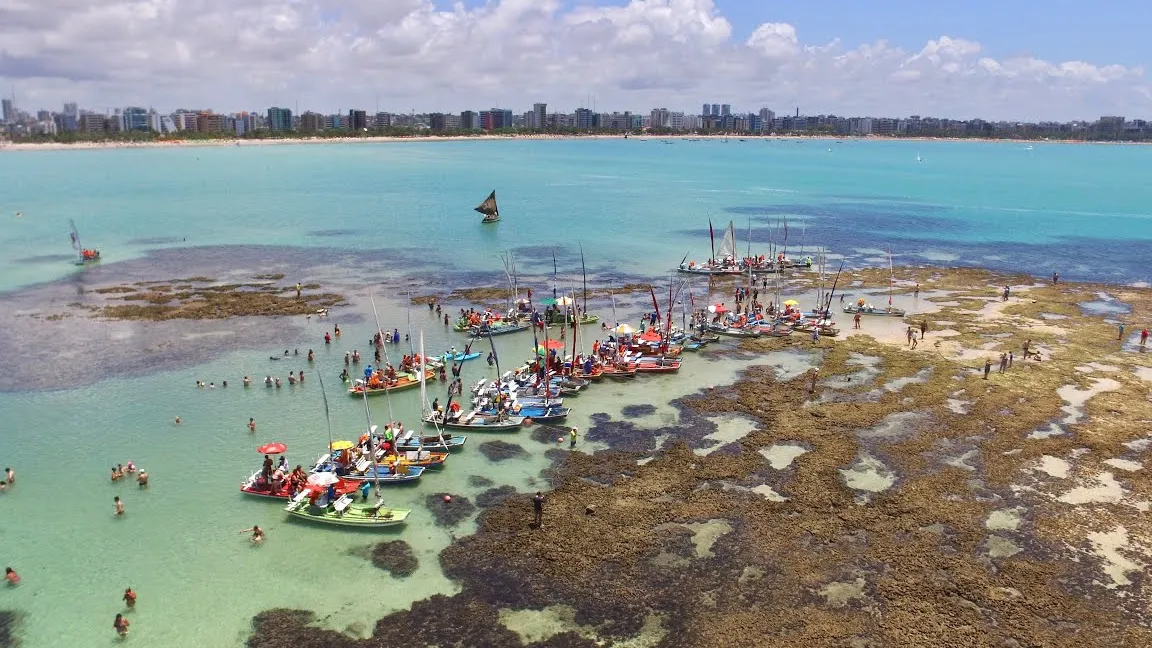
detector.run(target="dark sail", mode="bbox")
[474,191,499,217]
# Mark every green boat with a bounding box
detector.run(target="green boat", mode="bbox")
[544,311,600,326]
[284,491,411,528]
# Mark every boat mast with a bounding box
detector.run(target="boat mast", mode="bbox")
[69,219,83,263]
[887,247,895,308]
[418,331,445,448]
[552,249,558,300]
[315,369,335,452]
[708,218,716,264]
[580,243,588,316]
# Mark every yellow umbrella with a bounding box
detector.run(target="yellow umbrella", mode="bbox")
[613,324,636,335]
[556,296,575,306]
[782,299,800,306]
[329,440,355,451]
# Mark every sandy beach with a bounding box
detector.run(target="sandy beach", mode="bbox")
[0,132,1128,152]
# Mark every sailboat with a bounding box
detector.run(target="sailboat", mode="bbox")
[678,220,743,275]
[69,219,100,265]
[843,248,906,317]
[475,190,500,224]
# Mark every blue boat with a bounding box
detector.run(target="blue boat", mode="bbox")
[443,351,481,362]
[395,429,469,451]
[312,456,425,484]
[505,405,570,423]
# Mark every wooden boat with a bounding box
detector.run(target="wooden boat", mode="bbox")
[843,304,905,317]
[380,449,448,469]
[706,324,762,338]
[601,365,637,379]
[443,351,481,362]
[313,455,426,484]
[691,332,721,344]
[544,310,600,326]
[348,369,435,396]
[635,358,681,373]
[240,469,360,500]
[469,321,531,337]
[395,430,467,452]
[422,410,523,431]
[475,190,500,224]
[678,220,743,275]
[514,405,570,422]
[285,491,411,528]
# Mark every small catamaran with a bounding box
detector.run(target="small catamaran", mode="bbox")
[475,190,500,224]
[69,219,100,264]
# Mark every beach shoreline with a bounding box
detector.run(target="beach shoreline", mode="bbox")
[0,132,1141,152]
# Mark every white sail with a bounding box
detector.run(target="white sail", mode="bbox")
[716,221,737,260]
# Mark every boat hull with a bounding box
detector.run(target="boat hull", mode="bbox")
[843,306,906,317]
[422,414,523,431]
[285,496,411,528]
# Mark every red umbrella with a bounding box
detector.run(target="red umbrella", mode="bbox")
[257,442,287,454]
[539,339,566,350]
[709,303,727,314]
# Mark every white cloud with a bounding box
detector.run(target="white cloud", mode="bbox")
[0,0,1146,120]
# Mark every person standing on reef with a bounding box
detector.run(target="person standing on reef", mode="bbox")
[853,312,862,329]
[999,353,1008,373]
[808,368,819,394]
[1118,323,1126,341]
[1002,285,1010,301]
[1052,272,1059,284]
[296,282,302,298]
[983,359,992,379]
[919,320,927,340]
[1142,328,1149,346]
[532,492,544,528]
[569,427,578,449]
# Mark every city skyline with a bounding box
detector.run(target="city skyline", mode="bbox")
[1,0,1150,121]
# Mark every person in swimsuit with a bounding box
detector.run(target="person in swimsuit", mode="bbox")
[123,587,137,608]
[113,613,130,636]
[239,525,265,545]
[5,568,19,586]
[114,496,124,516]
[136,470,149,488]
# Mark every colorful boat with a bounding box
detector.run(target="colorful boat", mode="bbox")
[422,410,523,431]
[348,368,435,396]
[241,469,360,500]
[843,303,905,317]
[443,351,481,362]
[395,430,468,452]
[284,491,411,528]
[69,219,101,265]
[312,455,426,484]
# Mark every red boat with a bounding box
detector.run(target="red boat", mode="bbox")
[240,470,359,500]
[635,359,681,373]
[601,364,637,379]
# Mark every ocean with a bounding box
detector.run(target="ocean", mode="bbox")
[0,138,1149,647]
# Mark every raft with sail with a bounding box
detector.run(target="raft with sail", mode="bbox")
[475,190,500,224]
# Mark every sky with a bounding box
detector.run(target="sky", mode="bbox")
[1,0,1149,121]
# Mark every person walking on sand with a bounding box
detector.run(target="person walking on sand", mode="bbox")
[920,320,927,340]
[853,312,862,329]
[114,496,124,516]
[113,613,130,637]
[999,353,1008,373]
[906,327,914,345]
[983,359,992,379]
[532,492,544,528]
[123,587,137,608]
[1009,352,1014,368]
[1002,285,1010,301]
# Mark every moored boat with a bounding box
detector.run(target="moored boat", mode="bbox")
[395,429,468,452]
[422,410,523,431]
[284,490,411,528]
[349,368,435,396]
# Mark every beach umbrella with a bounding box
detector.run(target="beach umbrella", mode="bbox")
[329,440,355,451]
[307,472,339,486]
[708,303,727,314]
[783,299,800,306]
[256,442,287,455]
[556,296,575,306]
[639,330,662,342]
[613,324,636,335]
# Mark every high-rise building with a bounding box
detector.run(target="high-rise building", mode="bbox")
[348,110,367,130]
[702,103,711,117]
[300,112,323,133]
[650,108,670,129]
[2,99,13,123]
[479,109,513,130]
[197,112,225,133]
[710,104,720,118]
[721,104,731,117]
[429,113,447,131]
[267,107,292,132]
[375,112,392,129]
[574,108,594,130]
[121,106,150,131]
[532,103,547,130]
[460,110,478,130]
[78,113,105,134]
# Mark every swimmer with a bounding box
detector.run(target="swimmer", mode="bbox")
[174,416,182,425]
[113,613,130,636]
[243,376,252,386]
[125,461,135,473]
[222,380,228,388]
[136,470,149,488]
[307,349,314,362]
[5,467,13,484]
[111,466,121,482]
[114,496,124,516]
[4,568,19,586]
[275,378,282,388]
[123,587,137,608]
[298,370,304,382]
[239,525,265,545]
[248,418,256,432]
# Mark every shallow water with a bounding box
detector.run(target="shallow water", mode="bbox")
[4,139,1152,646]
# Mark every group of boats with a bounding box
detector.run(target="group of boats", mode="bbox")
[677,219,812,276]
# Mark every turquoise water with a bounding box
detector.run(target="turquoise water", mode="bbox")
[1,139,1150,646]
